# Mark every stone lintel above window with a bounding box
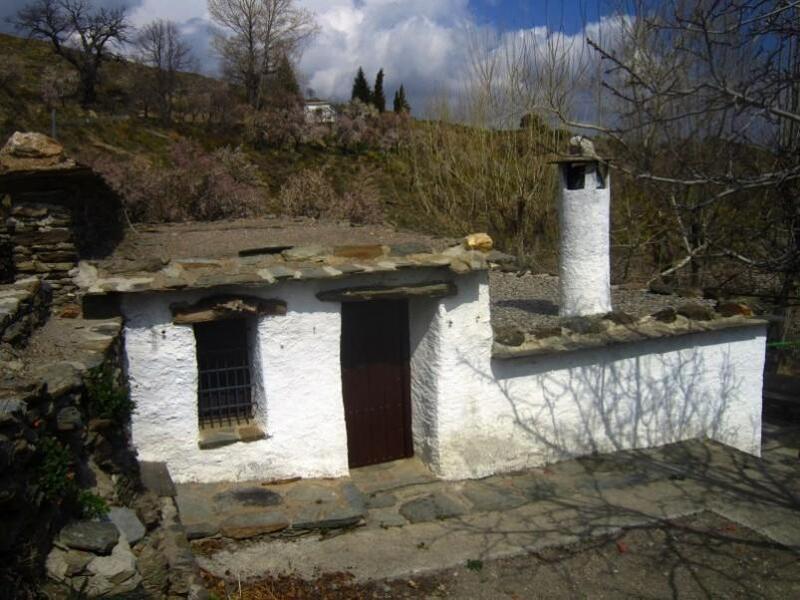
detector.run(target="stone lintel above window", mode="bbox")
[316,281,457,302]
[171,295,286,324]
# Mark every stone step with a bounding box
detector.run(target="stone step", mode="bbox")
[0,276,51,351]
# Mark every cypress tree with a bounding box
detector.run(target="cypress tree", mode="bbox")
[372,68,386,112]
[393,84,410,114]
[275,54,302,98]
[351,67,371,104]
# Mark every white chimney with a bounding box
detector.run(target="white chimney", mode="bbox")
[556,136,612,317]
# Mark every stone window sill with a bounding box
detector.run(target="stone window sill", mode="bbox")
[198,423,267,450]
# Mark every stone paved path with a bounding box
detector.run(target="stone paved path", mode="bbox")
[189,424,800,583]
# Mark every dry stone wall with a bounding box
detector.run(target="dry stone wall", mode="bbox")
[0,132,123,304]
[8,203,79,300]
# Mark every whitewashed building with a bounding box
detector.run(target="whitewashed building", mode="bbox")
[76,145,768,484]
[304,100,336,124]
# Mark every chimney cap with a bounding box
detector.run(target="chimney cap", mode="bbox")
[549,135,609,164]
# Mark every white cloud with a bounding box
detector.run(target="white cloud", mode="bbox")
[2,0,622,117]
[297,0,475,112]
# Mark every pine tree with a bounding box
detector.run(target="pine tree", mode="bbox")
[372,68,386,112]
[393,84,410,114]
[351,67,371,104]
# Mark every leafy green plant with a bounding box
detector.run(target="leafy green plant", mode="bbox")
[85,365,134,423]
[78,491,109,519]
[36,437,110,518]
[36,437,73,501]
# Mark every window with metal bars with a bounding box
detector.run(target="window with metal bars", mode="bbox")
[194,319,255,427]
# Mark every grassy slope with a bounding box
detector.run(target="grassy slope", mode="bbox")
[0,33,421,229]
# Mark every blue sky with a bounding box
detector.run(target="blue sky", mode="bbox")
[0,0,613,112]
[470,0,607,34]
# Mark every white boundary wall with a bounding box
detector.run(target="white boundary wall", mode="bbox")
[122,269,766,484]
[416,272,766,479]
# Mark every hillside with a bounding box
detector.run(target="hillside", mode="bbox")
[0,32,566,263]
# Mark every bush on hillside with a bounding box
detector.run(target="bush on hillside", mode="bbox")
[279,168,337,219]
[87,139,267,222]
[243,104,305,149]
[243,99,411,153]
[279,167,384,224]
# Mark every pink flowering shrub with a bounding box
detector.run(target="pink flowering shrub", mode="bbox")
[86,140,267,222]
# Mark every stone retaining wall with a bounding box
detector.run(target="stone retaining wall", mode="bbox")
[0,132,123,305]
[8,203,79,301]
[0,311,206,598]
[0,277,51,355]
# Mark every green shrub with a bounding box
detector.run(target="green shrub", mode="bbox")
[36,437,73,501]
[77,491,109,519]
[85,365,134,423]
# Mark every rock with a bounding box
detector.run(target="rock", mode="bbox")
[370,510,407,529]
[716,301,753,317]
[291,507,364,530]
[59,304,81,318]
[56,406,82,431]
[139,461,176,497]
[284,482,337,504]
[220,512,289,539]
[568,135,598,158]
[365,492,397,509]
[652,307,677,323]
[493,325,525,347]
[648,281,674,296]
[333,245,385,259]
[86,536,137,586]
[136,539,169,597]
[463,483,528,512]
[676,303,715,321]
[108,507,146,545]
[603,311,637,326]
[213,487,282,507]
[464,233,493,252]
[60,521,119,555]
[282,245,328,261]
[486,250,515,264]
[398,493,467,524]
[532,325,563,340]
[133,490,162,530]
[185,521,219,540]
[34,361,83,397]
[676,286,704,298]
[2,132,63,159]
[562,316,608,335]
[45,547,93,582]
[390,242,431,256]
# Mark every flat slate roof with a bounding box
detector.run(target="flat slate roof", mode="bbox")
[78,218,504,295]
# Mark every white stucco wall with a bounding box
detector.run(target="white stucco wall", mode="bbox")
[423,271,766,480]
[122,268,455,484]
[122,267,766,485]
[122,282,348,484]
[558,164,612,316]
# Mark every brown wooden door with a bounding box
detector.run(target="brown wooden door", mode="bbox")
[341,300,413,468]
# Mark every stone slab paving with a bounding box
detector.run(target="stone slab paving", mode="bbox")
[194,435,800,583]
[176,478,367,540]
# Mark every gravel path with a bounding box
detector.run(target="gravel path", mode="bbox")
[489,271,715,331]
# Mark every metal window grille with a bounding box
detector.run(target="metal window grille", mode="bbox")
[194,319,255,427]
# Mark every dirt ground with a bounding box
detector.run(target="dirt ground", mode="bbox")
[202,512,800,600]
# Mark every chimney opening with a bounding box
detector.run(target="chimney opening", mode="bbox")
[565,163,586,190]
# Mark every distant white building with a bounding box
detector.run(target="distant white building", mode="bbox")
[304,100,336,124]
